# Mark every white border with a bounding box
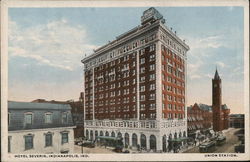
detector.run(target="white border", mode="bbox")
[1,0,249,161]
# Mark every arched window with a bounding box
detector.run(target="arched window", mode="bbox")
[105,131,109,137]
[174,132,177,139]
[95,130,98,140]
[150,135,157,150]
[125,133,129,147]
[183,131,186,137]
[111,132,115,137]
[162,135,167,152]
[90,130,93,140]
[86,130,89,140]
[100,131,103,136]
[132,133,137,147]
[140,134,146,149]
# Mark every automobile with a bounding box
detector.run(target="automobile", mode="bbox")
[81,141,95,148]
[235,144,245,153]
[234,128,244,135]
[236,134,244,142]
[123,150,130,153]
[113,145,123,153]
[74,137,84,145]
[216,135,226,146]
[199,141,216,153]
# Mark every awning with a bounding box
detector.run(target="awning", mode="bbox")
[168,137,189,142]
[96,136,122,141]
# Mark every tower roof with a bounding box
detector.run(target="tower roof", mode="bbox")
[214,68,220,80]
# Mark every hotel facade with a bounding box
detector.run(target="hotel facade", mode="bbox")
[81,8,189,152]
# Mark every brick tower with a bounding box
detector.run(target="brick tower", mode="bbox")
[212,68,223,131]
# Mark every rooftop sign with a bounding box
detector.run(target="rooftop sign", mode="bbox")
[141,7,165,25]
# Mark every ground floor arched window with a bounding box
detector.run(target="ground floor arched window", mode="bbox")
[86,130,89,140]
[163,135,167,152]
[150,135,157,150]
[117,132,122,138]
[95,131,98,140]
[125,133,129,148]
[140,134,146,149]
[90,130,93,140]
[132,133,137,147]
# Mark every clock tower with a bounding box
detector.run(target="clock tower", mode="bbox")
[212,68,223,131]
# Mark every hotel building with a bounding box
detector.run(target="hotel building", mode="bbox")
[81,8,189,152]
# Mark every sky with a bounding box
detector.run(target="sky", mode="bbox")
[8,7,244,114]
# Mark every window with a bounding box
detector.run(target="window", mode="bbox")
[132,69,136,76]
[168,104,172,110]
[149,94,155,100]
[132,61,136,67]
[133,79,136,84]
[8,113,10,125]
[140,104,145,110]
[140,67,145,73]
[149,103,156,110]
[24,134,34,150]
[149,64,155,71]
[45,113,52,124]
[149,44,155,52]
[140,85,145,92]
[149,54,155,61]
[25,113,33,125]
[140,113,146,119]
[133,87,136,93]
[149,74,155,81]
[140,95,145,101]
[133,96,136,102]
[150,84,156,90]
[8,136,11,153]
[140,58,145,64]
[45,133,53,147]
[61,132,69,144]
[62,112,68,124]
[140,76,145,82]
[150,113,156,119]
[162,103,165,110]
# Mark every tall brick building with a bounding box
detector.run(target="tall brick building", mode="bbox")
[81,8,189,152]
[212,69,230,132]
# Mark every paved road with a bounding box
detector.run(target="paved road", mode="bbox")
[184,128,241,153]
[74,145,115,154]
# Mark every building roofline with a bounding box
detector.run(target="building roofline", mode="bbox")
[81,18,189,64]
[8,101,72,110]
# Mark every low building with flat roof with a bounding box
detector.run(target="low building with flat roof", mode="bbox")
[8,101,75,154]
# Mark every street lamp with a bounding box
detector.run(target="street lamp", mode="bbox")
[81,130,84,154]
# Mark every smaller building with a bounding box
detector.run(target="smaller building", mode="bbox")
[8,101,75,154]
[187,103,212,138]
[229,114,244,128]
[32,92,84,138]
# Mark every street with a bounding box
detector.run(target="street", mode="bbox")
[73,128,242,154]
[74,145,115,154]
[183,128,242,153]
